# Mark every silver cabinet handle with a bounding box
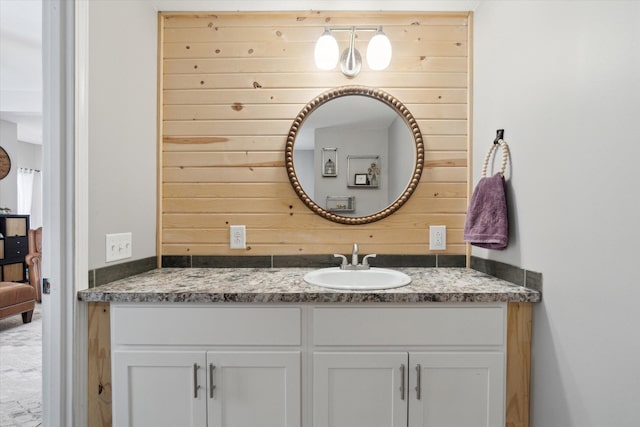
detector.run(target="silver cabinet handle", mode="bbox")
[415,364,422,400]
[400,364,406,400]
[209,364,216,399]
[193,363,200,398]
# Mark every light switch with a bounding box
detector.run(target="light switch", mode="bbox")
[106,232,132,262]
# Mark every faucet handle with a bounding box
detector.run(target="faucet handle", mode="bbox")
[333,254,348,267]
[362,254,377,267]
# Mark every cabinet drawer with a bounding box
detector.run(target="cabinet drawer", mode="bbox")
[4,237,28,257]
[313,306,505,347]
[112,305,301,346]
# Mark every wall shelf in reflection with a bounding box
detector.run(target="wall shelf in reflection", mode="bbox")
[347,155,380,188]
[326,196,355,212]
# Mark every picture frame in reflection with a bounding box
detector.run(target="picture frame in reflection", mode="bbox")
[354,173,369,186]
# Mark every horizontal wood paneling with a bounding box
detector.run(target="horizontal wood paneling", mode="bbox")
[164,42,468,61]
[162,213,467,230]
[162,12,469,28]
[161,243,467,256]
[162,152,466,171]
[163,197,467,215]
[162,135,468,152]
[163,64,468,84]
[160,12,470,256]
[163,103,468,121]
[163,88,467,105]
[163,26,467,45]
[162,118,467,136]
[163,151,285,167]
[163,228,465,246]
[163,55,467,75]
[162,182,467,200]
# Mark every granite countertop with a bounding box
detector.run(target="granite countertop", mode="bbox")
[78,267,540,304]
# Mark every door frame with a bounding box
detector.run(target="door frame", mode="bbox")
[42,0,89,425]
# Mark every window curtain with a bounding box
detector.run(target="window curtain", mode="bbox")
[18,168,42,228]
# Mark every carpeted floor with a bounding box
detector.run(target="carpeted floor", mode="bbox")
[0,304,42,427]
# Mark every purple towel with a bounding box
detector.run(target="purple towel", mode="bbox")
[464,173,508,249]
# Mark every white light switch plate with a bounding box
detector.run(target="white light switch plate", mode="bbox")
[106,232,132,262]
[429,225,446,250]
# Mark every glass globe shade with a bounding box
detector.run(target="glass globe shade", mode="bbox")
[314,32,339,70]
[366,32,392,70]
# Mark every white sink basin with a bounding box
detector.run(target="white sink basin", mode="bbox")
[303,267,411,290]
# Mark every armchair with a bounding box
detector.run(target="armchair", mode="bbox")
[25,227,42,302]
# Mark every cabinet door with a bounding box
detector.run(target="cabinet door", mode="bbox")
[313,352,408,427]
[408,352,504,427]
[207,351,300,427]
[112,351,207,427]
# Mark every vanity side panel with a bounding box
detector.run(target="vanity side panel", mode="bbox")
[506,302,532,427]
[88,302,112,427]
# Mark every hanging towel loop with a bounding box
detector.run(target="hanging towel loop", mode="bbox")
[493,129,504,144]
[481,139,510,177]
[464,137,511,250]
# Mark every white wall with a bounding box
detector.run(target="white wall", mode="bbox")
[88,1,157,269]
[474,1,640,426]
[0,119,43,224]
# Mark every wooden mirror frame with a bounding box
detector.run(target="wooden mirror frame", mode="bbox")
[285,86,424,225]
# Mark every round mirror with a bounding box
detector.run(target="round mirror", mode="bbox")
[285,86,424,225]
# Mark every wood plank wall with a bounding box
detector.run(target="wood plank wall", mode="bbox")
[88,302,112,426]
[160,12,470,257]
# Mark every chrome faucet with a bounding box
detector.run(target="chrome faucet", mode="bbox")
[333,243,376,270]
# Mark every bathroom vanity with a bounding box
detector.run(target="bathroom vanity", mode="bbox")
[79,267,539,427]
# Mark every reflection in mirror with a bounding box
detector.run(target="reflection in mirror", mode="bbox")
[286,86,424,225]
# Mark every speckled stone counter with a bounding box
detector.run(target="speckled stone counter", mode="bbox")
[78,267,540,303]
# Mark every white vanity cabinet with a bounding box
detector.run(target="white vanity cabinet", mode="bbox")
[408,352,504,427]
[110,305,302,427]
[113,350,300,427]
[313,351,504,427]
[206,351,301,427]
[113,350,207,427]
[110,303,507,427]
[312,306,506,427]
[313,352,408,427]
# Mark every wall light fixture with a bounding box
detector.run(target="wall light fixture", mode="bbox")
[314,26,392,78]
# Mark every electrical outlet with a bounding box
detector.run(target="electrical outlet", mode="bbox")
[429,225,446,250]
[106,232,132,262]
[230,225,246,249]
